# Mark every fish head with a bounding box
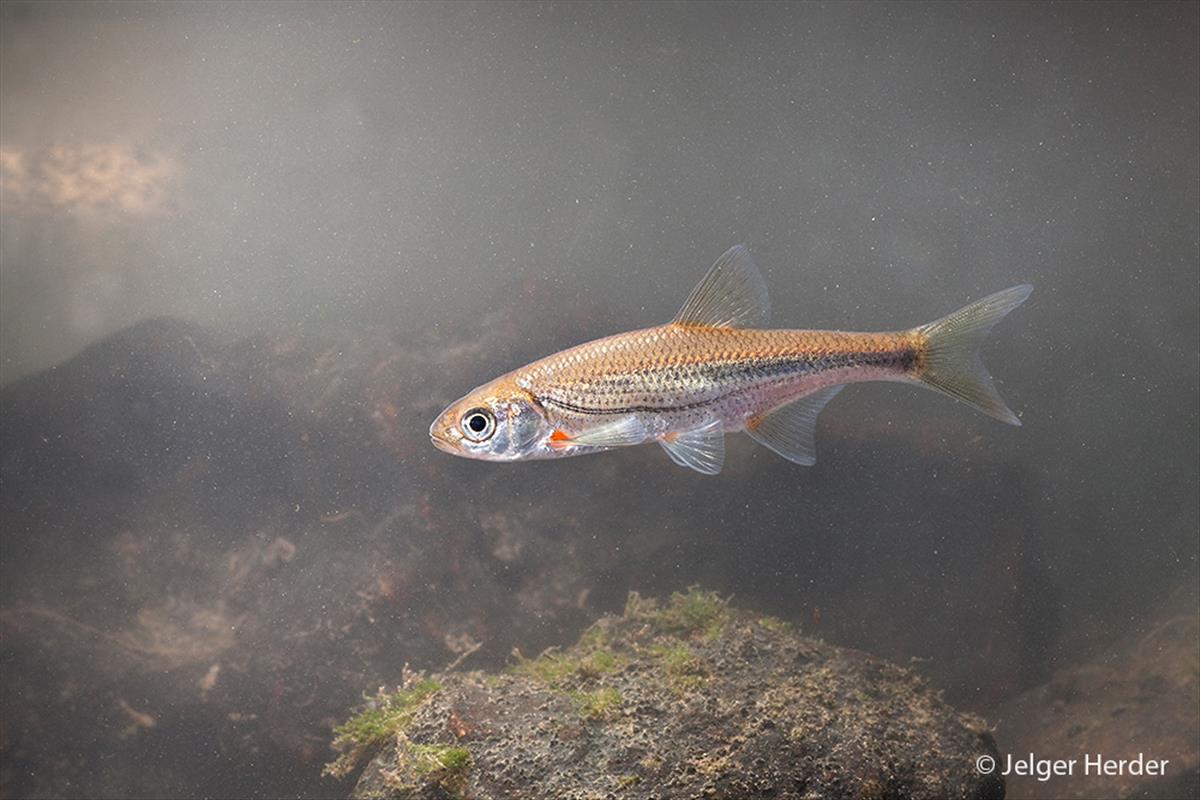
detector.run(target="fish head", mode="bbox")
[429,376,552,461]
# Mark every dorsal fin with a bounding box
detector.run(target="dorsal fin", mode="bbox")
[672,245,770,329]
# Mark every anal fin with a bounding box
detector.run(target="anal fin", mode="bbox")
[659,419,725,475]
[745,385,844,466]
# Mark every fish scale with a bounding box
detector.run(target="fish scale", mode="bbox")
[430,245,1031,475]
[517,326,919,437]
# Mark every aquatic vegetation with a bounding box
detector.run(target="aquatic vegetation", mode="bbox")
[658,587,729,638]
[509,640,628,724]
[757,615,793,633]
[577,621,616,652]
[511,647,622,686]
[652,643,707,693]
[580,648,619,677]
[625,585,730,640]
[341,589,1004,799]
[403,743,471,793]
[406,742,470,773]
[512,646,625,724]
[323,679,442,779]
[569,686,623,721]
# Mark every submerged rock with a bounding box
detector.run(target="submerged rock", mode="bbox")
[336,589,1004,800]
[994,584,1200,800]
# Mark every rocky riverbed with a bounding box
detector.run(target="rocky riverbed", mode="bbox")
[340,588,1004,800]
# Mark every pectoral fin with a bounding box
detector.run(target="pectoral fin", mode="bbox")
[745,385,844,466]
[552,415,648,449]
[659,419,725,475]
[672,245,770,329]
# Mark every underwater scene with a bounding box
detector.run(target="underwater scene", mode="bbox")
[1,2,1197,799]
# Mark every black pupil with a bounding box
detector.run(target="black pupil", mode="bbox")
[467,414,488,433]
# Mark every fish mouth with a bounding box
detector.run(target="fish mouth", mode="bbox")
[429,417,457,455]
[430,430,457,454]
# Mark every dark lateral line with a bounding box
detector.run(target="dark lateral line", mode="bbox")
[539,395,719,416]
[536,357,809,416]
[536,349,910,418]
[537,354,833,416]
[538,358,816,416]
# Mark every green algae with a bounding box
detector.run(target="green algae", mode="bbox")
[404,743,471,793]
[340,589,1002,799]
[652,643,706,693]
[577,620,615,651]
[625,585,730,640]
[757,615,793,633]
[659,587,728,639]
[323,679,442,779]
[511,644,625,722]
[408,743,470,774]
[512,647,622,686]
[569,686,623,721]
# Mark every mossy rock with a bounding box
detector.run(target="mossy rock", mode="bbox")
[335,588,1004,799]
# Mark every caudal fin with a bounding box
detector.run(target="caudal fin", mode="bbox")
[914,284,1033,426]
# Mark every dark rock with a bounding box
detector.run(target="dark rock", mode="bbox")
[342,590,1002,800]
[994,585,1199,800]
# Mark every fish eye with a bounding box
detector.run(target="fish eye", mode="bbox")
[460,408,496,442]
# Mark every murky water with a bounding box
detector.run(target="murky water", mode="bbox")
[2,3,1196,798]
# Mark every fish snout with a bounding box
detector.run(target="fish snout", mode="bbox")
[430,431,456,454]
[429,414,461,454]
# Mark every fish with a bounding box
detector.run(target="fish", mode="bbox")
[430,245,1031,475]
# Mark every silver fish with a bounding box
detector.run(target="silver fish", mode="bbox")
[431,246,1031,474]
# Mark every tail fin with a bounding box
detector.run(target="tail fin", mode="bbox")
[913,284,1033,426]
